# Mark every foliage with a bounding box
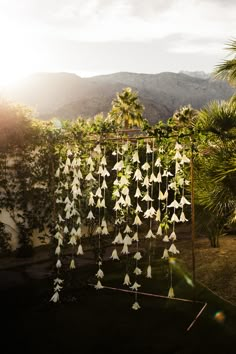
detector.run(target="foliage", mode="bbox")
[108,87,145,129]
[214,38,236,86]
[194,100,236,246]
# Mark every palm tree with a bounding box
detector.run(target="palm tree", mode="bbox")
[194,100,236,246]
[109,87,145,129]
[214,39,236,86]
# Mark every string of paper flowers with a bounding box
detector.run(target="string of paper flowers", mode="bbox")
[50,136,192,305]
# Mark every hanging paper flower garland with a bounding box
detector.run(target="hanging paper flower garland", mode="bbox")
[93,143,105,290]
[131,141,143,310]
[51,147,84,302]
[50,131,192,307]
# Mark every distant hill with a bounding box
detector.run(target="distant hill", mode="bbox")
[2,71,235,125]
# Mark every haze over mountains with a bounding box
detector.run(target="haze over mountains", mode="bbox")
[2,71,234,124]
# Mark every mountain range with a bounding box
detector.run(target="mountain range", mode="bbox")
[2,71,235,124]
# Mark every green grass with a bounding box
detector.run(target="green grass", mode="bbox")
[1,257,236,354]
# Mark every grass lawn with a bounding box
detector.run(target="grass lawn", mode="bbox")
[1,252,236,354]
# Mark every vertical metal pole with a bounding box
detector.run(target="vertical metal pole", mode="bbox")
[190,139,196,284]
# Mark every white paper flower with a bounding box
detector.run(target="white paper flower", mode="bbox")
[76,227,82,237]
[87,210,95,220]
[55,246,61,255]
[68,235,77,246]
[130,282,141,290]
[124,225,132,233]
[55,168,60,178]
[86,156,94,165]
[132,150,140,163]
[142,175,150,188]
[95,187,102,198]
[101,168,110,177]
[168,243,180,254]
[102,225,109,235]
[156,209,161,221]
[175,142,183,150]
[96,269,104,279]
[132,302,141,310]
[156,224,162,236]
[77,244,84,255]
[171,213,180,223]
[63,226,69,234]
[110,249,120,260]
[113,201,121,211]
[100,198,106,208]
[97,166,104,175]
[121,244,129,254]
[162,170,173,177]
[180,211,188,222]
[70,259,76,269]
[113,178,119,186]
[118,195,126,205]
[146,265,152,278]
[173,151,182,160]
[169,231,177,241]
[142,193,154,202]
[133,168,143,181]
[120,186,128,196]
[134,187,142,198]
[168,181,177,191]
[132,232,139,242]
[58,214,64,223]
[85,172,96,181]
[144,206,156,218]
[162,248,169,259]
[112,232,123,244]
[175,161,181,173]
[181,154,190,164]
[96,226,102,234]
[101,156,107,165]
[123,235,132,246]
[162,235,169,242]
[125,195,131,207]
[145,229,156,239]
[168,287,175,298]
[113,160,124,171]
[135,203,143,213]
[54,278,63,285]
[50,292,60,303]
[134,267,142,275]
[141,162,151,171]
[180,196,191,206]
[94,280,103,290]
[155,157,162,167]
[134,252,142,260]
[120,175,129,186]
[150,173,157,182]
[123,273,131,286]
[133,215,142,225]
[63,165,70,174]
[168,200,180,209]
[113,189,120,198]
[101,179,108,189]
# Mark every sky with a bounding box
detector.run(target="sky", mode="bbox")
[0,0,235,85]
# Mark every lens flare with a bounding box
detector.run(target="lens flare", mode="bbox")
[214,311,225,323]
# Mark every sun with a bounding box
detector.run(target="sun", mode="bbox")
[0,17,39,87]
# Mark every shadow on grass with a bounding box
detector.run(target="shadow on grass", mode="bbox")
[1,258,236,354]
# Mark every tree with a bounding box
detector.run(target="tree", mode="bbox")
[109,87,145,129]
[194,100,236,246]
[214,38,236,86]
